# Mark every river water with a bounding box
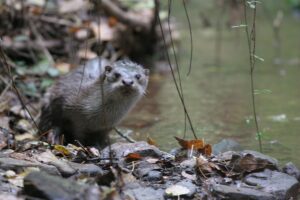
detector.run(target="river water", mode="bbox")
[123,1,300,167]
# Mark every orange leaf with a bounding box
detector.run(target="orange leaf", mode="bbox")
[68,26,81,33]
[108,16,118,27]
[204,144,212,156]
[30,6,43,15]
[147,136,157,146]
[125,153,142,161]
[174,137,205,150]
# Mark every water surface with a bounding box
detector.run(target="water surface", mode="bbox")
[123,1,300,167]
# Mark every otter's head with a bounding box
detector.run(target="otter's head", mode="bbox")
[103,60,149,98]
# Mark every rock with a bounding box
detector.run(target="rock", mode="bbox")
[135,160,161,181]
[245,169,299,199]
[0,181,21,195]
[35,150,76,177]
[146,170,162,182]
[68,162,104,176]
[218,150,279,173]
[165,185,190,197]
[180,158,196,169]
[241,150,278,169]
[0,157,60,176]
[23,171,100,200]
[210,183,274,200]
[213,139,242,155]
[124,185,164,200]
[282,162,300,181]
[100,142,163,162]
[175,179,197,198]
[0,193,23,200]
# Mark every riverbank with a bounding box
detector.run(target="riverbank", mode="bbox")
[0,137,299,199]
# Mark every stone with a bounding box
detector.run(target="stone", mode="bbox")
[100,141,163,162]
[0,157,60,176]
[245,169,299,199]
[0,193,23,200]
[23,171,100,200]
[68,162,104,176]
[124,185,164,200]
[135,160,161,180]
[35,150,76,177]
[213,139,242,155]
[241,150,278,169]
[175,179,197,198]
[210,184,274,200]
[180,158,196,169]
[282,162,300,181]
[146,170,162,181]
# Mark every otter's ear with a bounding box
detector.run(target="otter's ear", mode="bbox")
[144,69,150,76]
[105,65,112,72]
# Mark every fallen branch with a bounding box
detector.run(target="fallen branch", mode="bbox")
[101,0,150,31]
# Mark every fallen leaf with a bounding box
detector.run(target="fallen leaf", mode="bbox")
[238,154,268,172]
[29,6,43,15]
[15,133,34,141]
[55,62,71,74]
[175,137,205,150]
[125,153,142,161]
[108,16,118,27]
[196,155,213,177]
[54,145,71,156]
[91,22,114,41]
[165,185,190,196]
[147,136,157,146]
[88,147,100,157]
[77,49,97,59]
[204,144,212,156]
[146,158,159,164]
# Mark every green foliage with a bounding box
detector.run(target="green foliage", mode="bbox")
[287,0,300,7]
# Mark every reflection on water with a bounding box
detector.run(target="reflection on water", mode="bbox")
[123,1,300,167]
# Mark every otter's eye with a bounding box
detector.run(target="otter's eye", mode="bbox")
[114,72,121,79]
[135,74,141,80]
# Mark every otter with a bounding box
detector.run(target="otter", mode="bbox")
[38,58,149,146]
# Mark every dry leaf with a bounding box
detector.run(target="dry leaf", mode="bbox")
[204,144,212,156]
[77,49,97,59]
[125,153,143,161]
[108,16,118,27]
[54,145,71,156]
[15,133,34,141]
[175,137,205,150]
[91,22,114,41]
[239,154,268,172]
[55,62,71,74]
[146,158,159,164]
[196,155,213,177]
[147,136,157,146]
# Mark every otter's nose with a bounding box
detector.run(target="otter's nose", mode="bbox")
[122,79,134,86]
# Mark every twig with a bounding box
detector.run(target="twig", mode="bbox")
[243,1,262,152]
[114,128,136,143]
[167,0,188,137]
[28,20,55,66]
[157,3,198,139]
[74,140,94,158]
[182,0,193,75]
[0,81,12,101]
[0,47,40,133]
